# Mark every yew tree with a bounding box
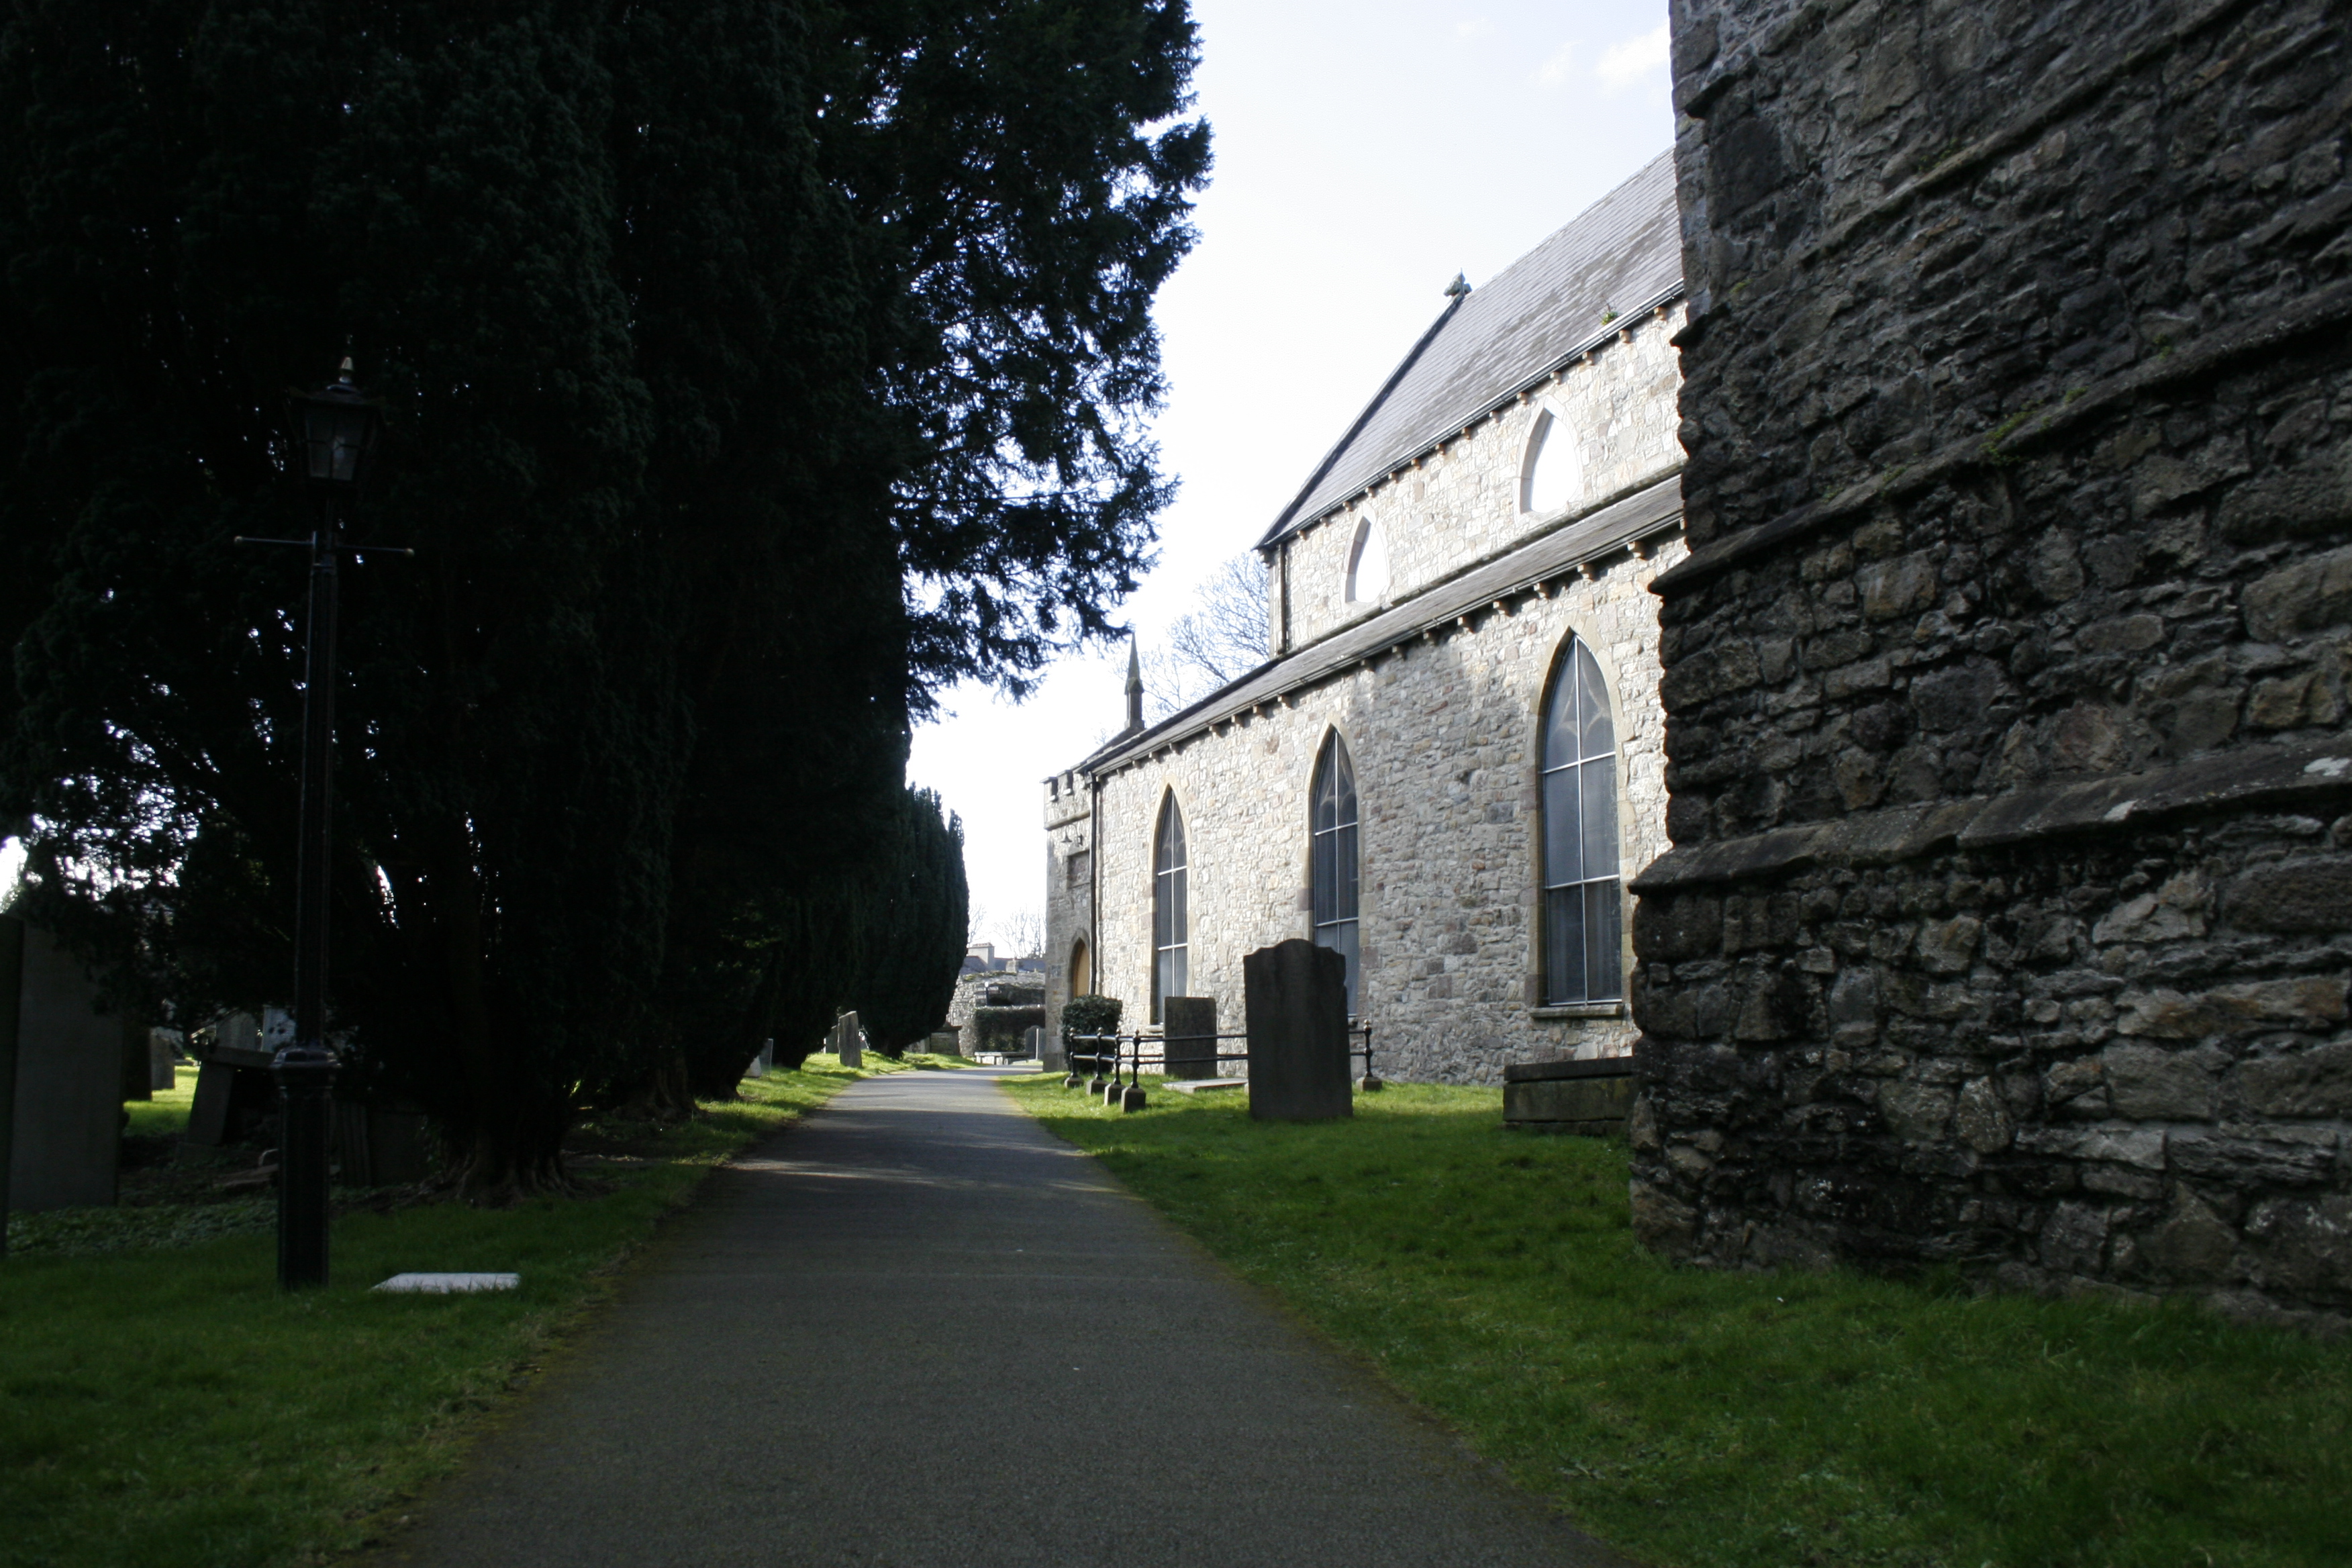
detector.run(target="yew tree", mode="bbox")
[0,0,1204,1192]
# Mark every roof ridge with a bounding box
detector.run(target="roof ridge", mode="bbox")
[1255,291,1469,548]
[1252,150,1681,551]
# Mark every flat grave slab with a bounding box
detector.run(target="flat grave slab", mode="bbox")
[373,1272,520,1294]
[1165,1077,1246,1095]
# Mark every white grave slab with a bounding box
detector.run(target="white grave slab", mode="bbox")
[373,1272,520,1294]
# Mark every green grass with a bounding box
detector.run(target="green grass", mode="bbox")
[1006,1077,2352,1568]
[0,1054,895,1568]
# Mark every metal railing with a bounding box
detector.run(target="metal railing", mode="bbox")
[1065,1021,1375,1091]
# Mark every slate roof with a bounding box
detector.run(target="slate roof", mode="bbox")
[1084,475,1683,775]
[1257,151,1683,550]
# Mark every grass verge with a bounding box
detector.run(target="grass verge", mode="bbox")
[1005,1076,2351,1568]
[1,1052,898,1568]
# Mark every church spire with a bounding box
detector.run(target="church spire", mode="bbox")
[1124,635,1144,734]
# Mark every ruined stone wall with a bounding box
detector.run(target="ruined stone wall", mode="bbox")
[1080,534,1683,1085]
[1638,0,2352,1324]
[1281,303,1685,651]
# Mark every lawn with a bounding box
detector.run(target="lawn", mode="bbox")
[0,1051,927,1568]
[1006,1077,2352,1568]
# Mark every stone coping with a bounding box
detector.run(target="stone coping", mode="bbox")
[1502,1057,1638,1083]
[1630,736,2352,893]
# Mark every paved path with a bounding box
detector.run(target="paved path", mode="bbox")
[377,1068,1635,1567]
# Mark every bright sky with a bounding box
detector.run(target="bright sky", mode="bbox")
[912,0,1675,950]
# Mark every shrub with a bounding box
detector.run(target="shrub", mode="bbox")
[1061,994,1123,1048]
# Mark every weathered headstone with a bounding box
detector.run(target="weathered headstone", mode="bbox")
[744,1038,772,1080]
[1162,996,1218,1080]
[119,1014,155,1102]
[833,1011,863,1069]
[928,1030,960,1057]
[148,1028,180,1092]
[7,920,124,1210]
[185,1011,275,1149]
[1243,939,1352,1122]
[1502,1058,1636,1134]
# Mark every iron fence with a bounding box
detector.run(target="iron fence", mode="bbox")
[1063,1022,1375,1089]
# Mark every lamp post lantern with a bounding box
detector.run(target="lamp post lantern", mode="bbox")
[275,356,382,1290]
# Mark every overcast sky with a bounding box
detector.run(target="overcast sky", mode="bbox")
[0,0,1677,934]
[915,0,1677,950]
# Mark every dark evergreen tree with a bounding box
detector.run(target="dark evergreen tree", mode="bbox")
[0,0,1204,1192]
[850,787,968,1057]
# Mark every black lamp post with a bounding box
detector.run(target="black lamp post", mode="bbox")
[274,357,382,1290]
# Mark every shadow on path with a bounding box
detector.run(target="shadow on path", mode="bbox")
[372,1068,1637,1567]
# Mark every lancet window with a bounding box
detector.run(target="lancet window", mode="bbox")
[1152,794,1188,1022]
[1539,636,1623,1004]
[1310,732,1361,1013]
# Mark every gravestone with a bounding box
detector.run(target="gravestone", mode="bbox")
[1162,996,1218,1080]
[1502,1058,1636,1134]
[833,1011,863,1069]
[1243,939,1352,1122]
[928,1030,960,1057]
[744,1038,773,1080]
[6,919,124,1210]
[117,1015,159,1102]
[149,1028,180,1092]
[185,1011,277,1149]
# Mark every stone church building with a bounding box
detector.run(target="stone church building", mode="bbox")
[1044,154,1687,1082]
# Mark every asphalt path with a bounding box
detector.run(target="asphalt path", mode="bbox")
[373,1067,1637,1568]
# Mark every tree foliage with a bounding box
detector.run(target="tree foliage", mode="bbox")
[0,0,1204,1191]
[849,786,968,1057]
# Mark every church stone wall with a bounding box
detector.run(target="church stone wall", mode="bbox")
[1086,533,1684,1085]
[1638,0,2352,1325]
[1042,771,1093,1052]
[1281,302,1686,652]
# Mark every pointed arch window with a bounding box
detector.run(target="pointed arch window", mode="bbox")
[1152,795,1188,1023]
[1345,515,1390,603]
[1310,732,1361,1013]
[1540,637,1623,1004]
[1521,406,1579,516]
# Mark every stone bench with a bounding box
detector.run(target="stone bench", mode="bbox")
[1502,1057,1635,1134]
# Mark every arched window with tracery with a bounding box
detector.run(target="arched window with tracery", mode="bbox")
[1310,732,1361,1012]
[1345,514,1390,603]
[1152,795,1188,1022]
[1521,405,1579,516]
[1540,636,1622,1003]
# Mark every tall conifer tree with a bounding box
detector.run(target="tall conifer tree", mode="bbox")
[0,0,1205,1191]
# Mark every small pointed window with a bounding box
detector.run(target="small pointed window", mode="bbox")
[1540,637,1622,1004]
[1521,407,1579,516]
[1152,795,1188,1022]
[1345,515,1390,603]
[1310,732,1361,1013]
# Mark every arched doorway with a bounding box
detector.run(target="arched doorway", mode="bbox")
[1069,937,1091,998]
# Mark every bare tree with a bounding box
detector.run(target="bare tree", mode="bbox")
[1000,906,1045,959]
[1169,555,1269,687]
[1140,556,1269,722]
[965,896,991,950]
